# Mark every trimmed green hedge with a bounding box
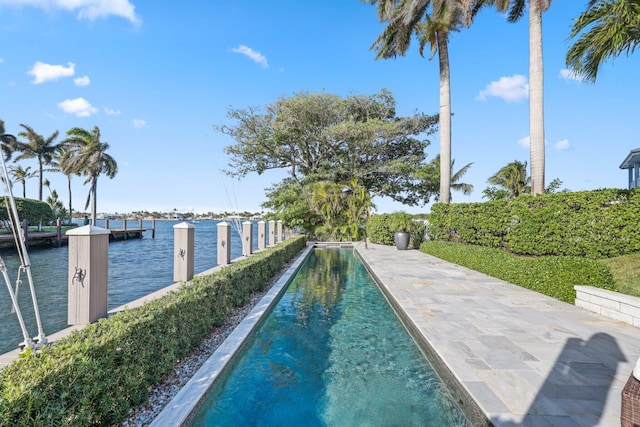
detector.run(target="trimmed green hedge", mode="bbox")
[0,235,307,426]
[366,213,427,247]
[0,197,54,225]
[429,189,640,258]
[420,241,615,303]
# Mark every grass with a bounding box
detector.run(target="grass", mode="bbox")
[601,254,640,297]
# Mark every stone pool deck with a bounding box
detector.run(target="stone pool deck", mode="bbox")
[358,243,639,427]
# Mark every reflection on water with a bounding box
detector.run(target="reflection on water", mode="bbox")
[0,220,261,354]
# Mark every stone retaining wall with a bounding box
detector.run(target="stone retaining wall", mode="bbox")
[575,285,640,328]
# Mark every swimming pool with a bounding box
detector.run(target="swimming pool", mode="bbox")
[179,247,472,426]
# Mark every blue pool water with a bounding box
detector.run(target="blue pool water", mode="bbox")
[189,248,472,426]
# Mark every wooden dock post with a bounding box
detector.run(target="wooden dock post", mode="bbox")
[258,220,266,251]
[67,225,111,325]
[56,219,62,247]
[152,218,156,238]
[217,221,231,266]
[173,222,195,282]
[268,220,275,247]
[242,221,253,256]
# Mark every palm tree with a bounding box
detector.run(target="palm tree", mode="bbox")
[0,120,17,161]
[64,126,118,225]
[366,0,480,204]
[13,124,63,201]
[416,154,474,201]
[485,0,551,195]
[566,0,640,82]
[51,148,79,224]
[8,165,35,198]
[487,159,530,198]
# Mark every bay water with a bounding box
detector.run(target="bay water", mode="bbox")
[0,220,258,355]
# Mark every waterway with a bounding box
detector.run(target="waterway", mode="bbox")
[0,220,259,355]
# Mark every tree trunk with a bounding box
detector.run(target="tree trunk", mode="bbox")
[38,159,43,201]
[91,177,98,226]
[438,32,452,204]
[68,177,73,225]
[529,0,545,195]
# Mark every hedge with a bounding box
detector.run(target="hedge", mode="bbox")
[420,241,615,303]
[0,197,54,225]
[0,235,307,426]
[428,189,640,258]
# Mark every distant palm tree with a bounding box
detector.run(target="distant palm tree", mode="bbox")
[13,124,63,201]
[8,165,35,197]
[366,0,482,204]
[51,148,79,224]
[64,126,118,225]
[418,154,474,202]
[566,0,640,82]
[0,120,17,163]
[487,160,531,198]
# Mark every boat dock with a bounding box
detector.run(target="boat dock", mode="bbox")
[0,218,156,249]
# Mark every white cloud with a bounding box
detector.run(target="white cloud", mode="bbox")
[478,74,529,102]
[104,107,121,116]
[74,75,90,86]
[0,0,140,24]
[517,136,530,149]
[0,58,4,63]
[555,139,571,151]
[58,97,97,117]
[132,118,146,128]
[231,45,269,68]
[559,69,586,82]
[29,61,75,84]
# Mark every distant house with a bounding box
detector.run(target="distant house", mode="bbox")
[620,148,640,189]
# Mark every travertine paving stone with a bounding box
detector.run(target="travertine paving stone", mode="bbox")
[357,244,640,427]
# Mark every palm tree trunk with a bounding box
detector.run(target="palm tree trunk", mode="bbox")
[37,158,43,201]
[67,177,72,225]
[91,177,98,226]
[529,0,545,195]
[438,32,452,204]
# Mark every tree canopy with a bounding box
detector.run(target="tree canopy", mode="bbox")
[217,89,439,207]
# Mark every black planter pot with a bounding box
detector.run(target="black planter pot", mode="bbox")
[394,231,410,250]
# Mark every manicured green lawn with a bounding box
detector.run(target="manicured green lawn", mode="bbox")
[602,254,640,297]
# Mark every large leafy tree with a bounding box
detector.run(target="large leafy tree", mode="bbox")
[486,0,551,195]
[218,90,439,206]
[566,0,640,82]
[13,124,63,201]
[365,0,486,204]
[64,126,118,225]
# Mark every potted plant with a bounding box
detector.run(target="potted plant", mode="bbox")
[389,211,413,250]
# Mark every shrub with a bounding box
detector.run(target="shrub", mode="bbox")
[366,214,395,245]
[420,241,615,303]
[0,236,307,426]
[428,189,640,258]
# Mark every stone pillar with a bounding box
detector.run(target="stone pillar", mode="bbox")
[67,225,111,325]
[217,221,231,266]
[258,221,266,251]
[268,220,276,247]
[173,222,195,282]
[242,221,253,256]
[277,220,283,243]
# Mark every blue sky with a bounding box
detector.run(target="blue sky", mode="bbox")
[0,1,638,215]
